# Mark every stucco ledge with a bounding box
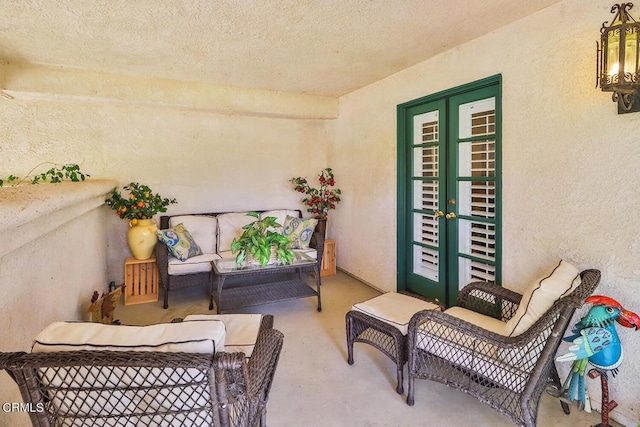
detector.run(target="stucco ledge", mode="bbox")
[0,179,117,258]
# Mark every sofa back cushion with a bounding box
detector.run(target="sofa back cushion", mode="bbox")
[169,215,217,254]
[217,212,256,252]
[32,320,227,354]
[260,210,300,231]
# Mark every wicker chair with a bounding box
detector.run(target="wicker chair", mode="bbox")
[0,316,283,427]
[406,269,601,427]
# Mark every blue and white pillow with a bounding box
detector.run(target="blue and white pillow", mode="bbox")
[157,223,203,261]
[282,216,318,249]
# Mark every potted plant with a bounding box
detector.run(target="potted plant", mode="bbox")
[105,182,177,260]
[291,167,341,236]
[231,212,294,267]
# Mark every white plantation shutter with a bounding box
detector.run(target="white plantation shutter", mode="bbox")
[412,112,440,281]
[457,98,497,288]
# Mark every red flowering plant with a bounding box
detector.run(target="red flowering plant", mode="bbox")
[105,182,177,222]
[290,168,341,219]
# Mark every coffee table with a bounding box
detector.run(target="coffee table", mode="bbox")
[209,252,321,313]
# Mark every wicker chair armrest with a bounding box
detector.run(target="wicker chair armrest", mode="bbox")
[0,351,26,369]
[310,231,325,269]
[260,314,274,331]
[457,281,522,321]
[246,328,284,398]
[155,238,170,289]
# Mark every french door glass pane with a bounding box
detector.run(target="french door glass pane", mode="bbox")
[458,140,495,177]
[458,98,495,139]
[413,245,438,281]
[413,213,438,246]
[458,257,496,287]
[457,219,496,261]
[413,146,438,177]
[458,181,495,218]
[413,179,438,210]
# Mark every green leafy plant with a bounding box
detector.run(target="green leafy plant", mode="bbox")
[105,182,177,221]
[0,163,89,187]
[231,212,294,267]
[291,167,341,219]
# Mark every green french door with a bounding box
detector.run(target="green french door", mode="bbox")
[397,76,501,306]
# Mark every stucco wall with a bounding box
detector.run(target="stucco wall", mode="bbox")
[0,181,113,426]
[331,1,639,424]
[0,65,334,282]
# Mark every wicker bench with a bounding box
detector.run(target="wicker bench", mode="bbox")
[157,209,325,309]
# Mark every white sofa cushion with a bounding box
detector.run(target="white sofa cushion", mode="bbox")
[183,314,263,357]
[217,212,256,253]
[169,215,217,254]
[168,253,221,275]
[352,292,441,335]
[505,260,580,336]
[260,210,300,231]
[32,320,227,354]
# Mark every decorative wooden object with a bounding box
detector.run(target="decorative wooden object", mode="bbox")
[124,256,159,305]
[321,239,336,277]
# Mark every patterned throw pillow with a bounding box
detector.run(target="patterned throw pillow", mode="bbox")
[282,216,318,249]
[156,223,203,261]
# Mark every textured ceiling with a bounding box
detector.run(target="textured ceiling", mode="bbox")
[0,0,560,96]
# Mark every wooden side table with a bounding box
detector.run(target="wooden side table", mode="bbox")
[321,239,336,277]
[124,256,159,305]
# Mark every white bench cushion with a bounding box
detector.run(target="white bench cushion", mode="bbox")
[184,314,263,357]
[169,215,217,254]
[32,320,227,354]
[352,292,441,335]
[168,253,221,275]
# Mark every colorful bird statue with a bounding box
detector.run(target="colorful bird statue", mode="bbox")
[554,295,639,427]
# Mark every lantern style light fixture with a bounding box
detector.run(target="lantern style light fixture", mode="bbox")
[597,3,640,113]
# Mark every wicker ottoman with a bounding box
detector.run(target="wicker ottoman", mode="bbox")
[346,292,441,394]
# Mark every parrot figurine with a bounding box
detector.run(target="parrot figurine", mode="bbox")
[554,295,639,427]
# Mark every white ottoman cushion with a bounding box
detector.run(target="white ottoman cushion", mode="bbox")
[352,292,441,335]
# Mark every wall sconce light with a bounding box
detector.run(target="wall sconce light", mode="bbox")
[597,3,640,113]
